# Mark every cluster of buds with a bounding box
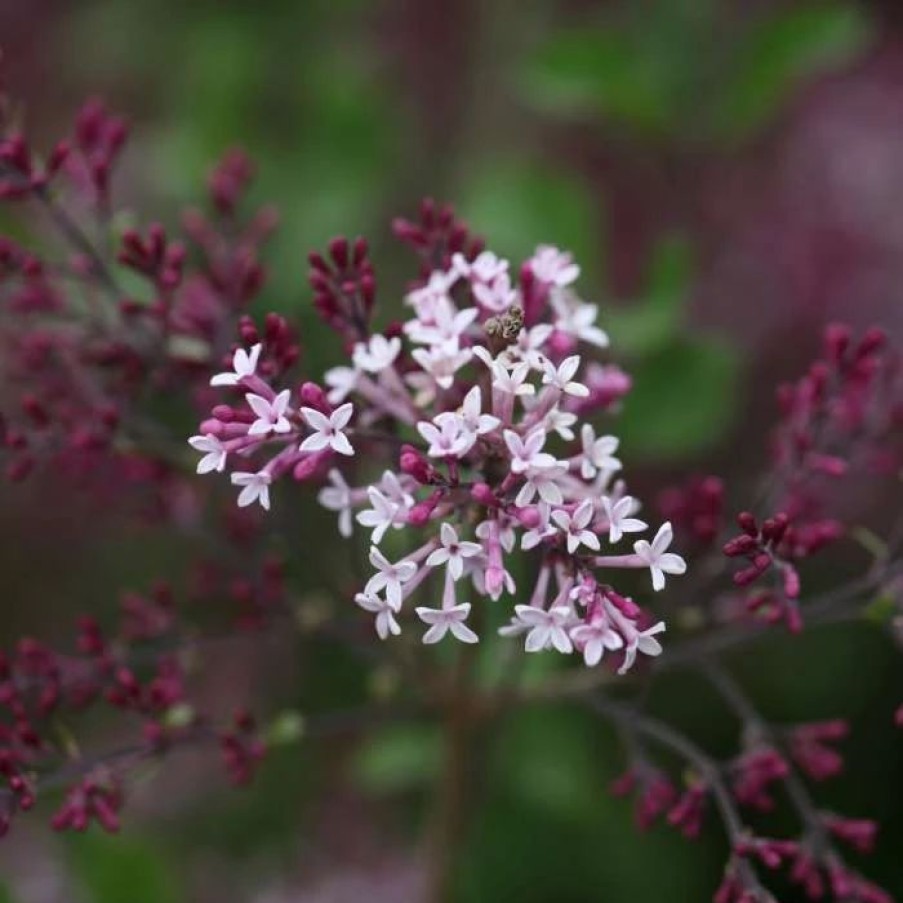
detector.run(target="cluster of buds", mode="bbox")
[50,774,123,834]
[191,224,688,669]
[603,682,892,903]
[0,100,274,492]
[730,746,789,812]
[220,709,267,786]
[0,557,286,838]
[773,323,901,510]
[712,322,903,636]
[609,766,678,831]
[658,474,725,546]
[723,510,844,631]
[787,720,849,782]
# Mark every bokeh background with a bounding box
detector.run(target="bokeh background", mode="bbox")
[1,1,902,901]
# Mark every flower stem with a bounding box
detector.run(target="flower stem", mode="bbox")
[426,642,480,903]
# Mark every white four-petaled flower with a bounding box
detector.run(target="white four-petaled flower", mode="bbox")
[246,390,292,436]
[570,615,624,667]
[230,469,272,510]
[550,291,609,348]
[602,495,647,544]
[188,434,227,474]
[417,414,474,459]
[580,425,622,480]
[515,463,566,507]
[352,334,402,373]
[514,604,574,654]
[415,603,479,644]
[541,355,589,397]
[356,486,401,544]
[355,592,401,640]
[299,403,355,456]
[503,428,556,474]
[459,386,500,437]
[529,245,580,287]
[551,499,601,554]
[426,523,483,581]
[210,343,262,387]
[633,522,687,592]
[607,607,666,675]
[365,547,417,611]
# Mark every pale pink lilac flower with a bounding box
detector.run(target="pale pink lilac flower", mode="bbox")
[356,486,402,544]
[323,366,357,404]
[352,334,401,373]
[634,522,687,592]
[210,343,262,387]
[603,495,648,544]
[580,425,621,480]
[318,468,354,537]
[300,403,355,456]
[541,355,590,397]
[570,612,624,667]
[515,605,574,654]
[425,523,483,581]
[544,406,577,440]
[188,434,227,474]
[550,291,608,348]
[475,351,536,397]
[415,602,479,644]
[417,413,474,459]
[246,390,292,436]
[231,469,272,510]
[504,428,557,474]
[355,591,401,640]
[473,272,517,312]
[552,499,601,554]
[515,463,566,507]
[458,386,500,437]
[410,341,472,390]
[529,245,580,287]
[405,299,478,347]
[365,547,417,610]
[452,250,508,283]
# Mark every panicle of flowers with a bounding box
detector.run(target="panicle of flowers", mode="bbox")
[0,558,288,838]
[773,324,901,501]
[192,204,687,671]
[717,323,902,632]
[0,96,275,492]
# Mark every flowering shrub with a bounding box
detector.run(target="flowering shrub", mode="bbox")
[1,91,902,903]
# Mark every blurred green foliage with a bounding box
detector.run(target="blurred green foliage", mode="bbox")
[521,1,872,144]
[67,832,182,903]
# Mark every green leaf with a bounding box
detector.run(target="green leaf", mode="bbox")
[606,237,691,357]
[458,158,602,287]
[716,4,872,141]
[618,338,739,460]
[352,723,441,794]
[67,832,181,903]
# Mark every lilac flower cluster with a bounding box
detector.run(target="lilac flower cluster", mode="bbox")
[3,86,901,903]
[192,242,685,670]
